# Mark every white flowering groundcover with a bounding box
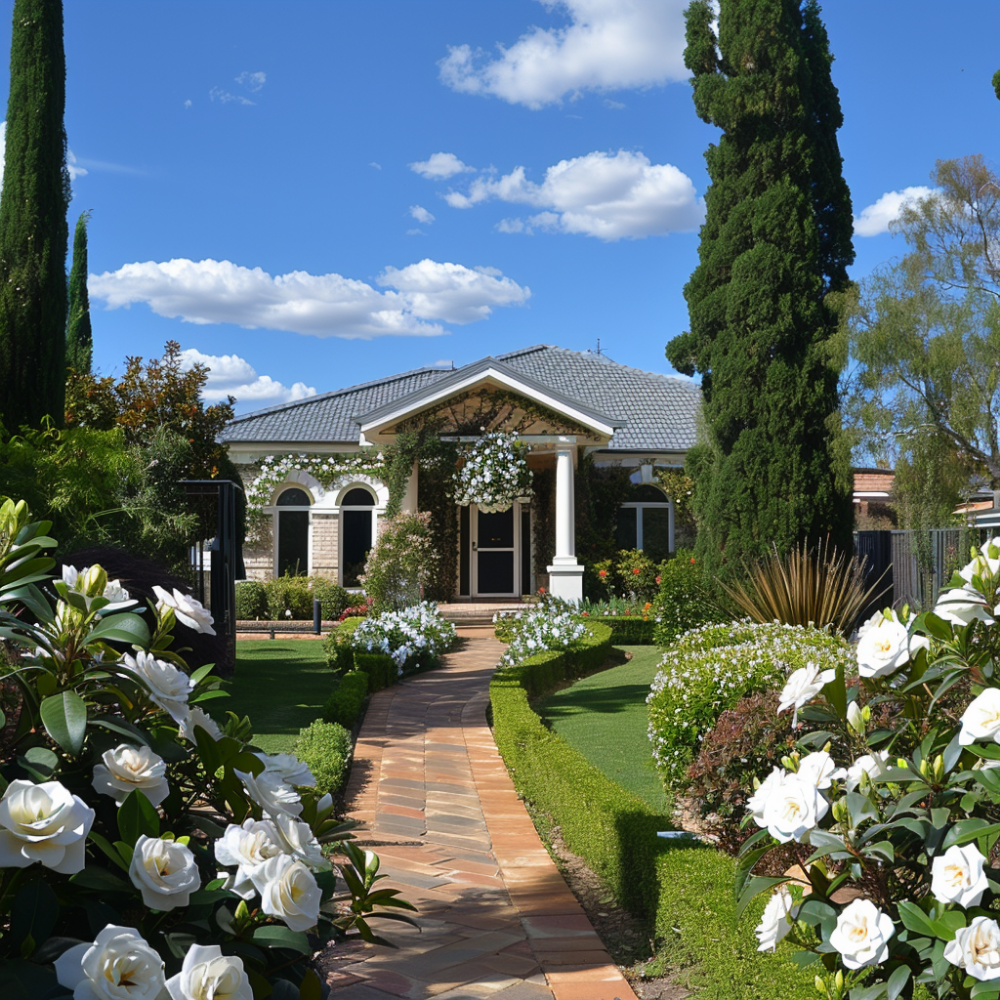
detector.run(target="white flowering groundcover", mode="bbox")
[351,602,457,671]
[452,431,533,513]
[647,620,853,786]
[0,498,411,999]
[740,538,1000,998]
[495,607,587,667]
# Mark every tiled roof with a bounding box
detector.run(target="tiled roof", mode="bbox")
[220,345,700,452]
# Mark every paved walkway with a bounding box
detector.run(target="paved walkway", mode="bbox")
[320,629,638,1000]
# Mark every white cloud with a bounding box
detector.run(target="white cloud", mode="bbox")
[183,99,192,109]
[854,186,937,237]
[210,86,254,106]
[409,205,435,224]
[439,0,687,109]
[236,71,266,92]
[369,161,382,170]
[88,257,530,340]
[603,98,626,110]
[445,149,702,240]
[179,348,316,404]
[409,152,474,180]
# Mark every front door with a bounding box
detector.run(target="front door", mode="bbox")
[472,505,519,597]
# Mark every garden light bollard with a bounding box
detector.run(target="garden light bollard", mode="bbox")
[314,598,322,635]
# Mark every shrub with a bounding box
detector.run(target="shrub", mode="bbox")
[339,596,373,621]
[361,511,437,612]
[293,720,353,796]
[682,688,797,854]
[235,579,267,619]
[325,616,366,673]
[311,577,350,619]
[615,548,659,601]
[652,548,727,647]
[350,602,456,672]
[323,670,369,728]
[584,614,656,644]
[354,651,397,692]
[265,571,314,619]
[647,620,852,788]
[496,606,587,666]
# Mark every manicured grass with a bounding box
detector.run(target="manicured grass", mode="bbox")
[536,645,667,812]
[227,640,331,753]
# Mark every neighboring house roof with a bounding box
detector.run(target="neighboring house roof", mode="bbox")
[220,344,701,453]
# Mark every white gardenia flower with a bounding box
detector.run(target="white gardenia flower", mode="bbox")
[935,584,996,627]
[844,751,892,793]
[760,772,829,844]
[166,944,253,1000]
[124,650,194,724]
[257,752,316,789]
[945,916,1000,981]
[267,812,330,871]
[932,843,989,908]
[748,768,787,827]
[91,744,170,808]
[755,885,794,952]
[129,834,201,910]
[0,779,94,874]
[214,819,282,899]
[178,707,223,742]
[797,751,843,790]
[235,765,303,818]
[153,585,217,635]
[250,853,323,932]
[960,688,1000,746]
[777,663,836,725]
[961,539,1000,582]
[856,614,912,679]
[55,924,166,1000]
[829,899,895,970]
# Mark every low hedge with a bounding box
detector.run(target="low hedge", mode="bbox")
[585,615,655,644]
[489,629,816,997]
[323,670,369,729]
[325,616,366,674]
[293,720,352,796]
[354,651,397,693]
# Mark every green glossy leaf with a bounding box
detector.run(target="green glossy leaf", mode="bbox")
[0,959,57,1000]
[298,969,323,1000]
[9,880,58,953]
[251,925,311,954]
[897,900,937,938]
[735,875,789,921]
[971,980,1000,999]
[117,789,160,845]
[944,819,1000,849]
[886,964,910,1000]
[18,746,58,782]
[69,866,132,892]
[39,691,87,756]
[89,714,151,746]
[88,831,129,873]
[85,613,151,648]
[190,663,216,685]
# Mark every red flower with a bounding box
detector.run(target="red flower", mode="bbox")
[537,587,546,594]
[632,567,641,575]
[581,611,589,616]
[598,569,608,578]
[655,575,661,584]
[690,557,696,565]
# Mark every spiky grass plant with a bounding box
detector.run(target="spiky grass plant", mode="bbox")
[721,538,887,635]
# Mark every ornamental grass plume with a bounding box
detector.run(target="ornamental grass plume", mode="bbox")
[721,537,887,636]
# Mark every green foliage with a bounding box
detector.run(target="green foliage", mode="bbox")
[361,511,437,612]
[994,68,1000,101]
[666,0,854,576]
[293,720,352,796]
[652,548,726,648]
[575,458,632,590]
[353,652,397,692]
[66,210,92,375]
[234,580,267,620]
[325,617,366,674]
[265,572,314,620]
[583,615,656,644]
[657,468,696,548]
[647,621,852,787]
[322,670,368,729]
[0,0,69,430]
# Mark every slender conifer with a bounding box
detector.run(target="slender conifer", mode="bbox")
[66,210,92,374]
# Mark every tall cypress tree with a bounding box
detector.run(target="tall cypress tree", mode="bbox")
[666,0,854,575]
[0,0,69,429]
[66,210,92,374]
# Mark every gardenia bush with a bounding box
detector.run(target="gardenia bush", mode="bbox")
[496,606,587,666]
[647,620,853,787]
[452,430,533,513]
[0,497,410,998]
[741,538,1000,999]
[351,601,457,671]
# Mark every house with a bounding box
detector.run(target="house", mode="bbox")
[220,345,700,602]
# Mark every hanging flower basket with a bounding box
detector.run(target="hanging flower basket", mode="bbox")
[452,430,533,513]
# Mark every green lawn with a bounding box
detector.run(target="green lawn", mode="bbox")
[226,640,331,753]
[536,645,667,812]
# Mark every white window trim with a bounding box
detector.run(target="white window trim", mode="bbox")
[336,483,382,591]
[620,499,675,555]
[272,485,314,578]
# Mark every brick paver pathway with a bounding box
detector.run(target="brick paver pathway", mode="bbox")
[320,629,638,1000]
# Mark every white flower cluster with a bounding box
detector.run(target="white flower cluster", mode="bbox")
[452,430,533,513]
[498,607,587,666]
[647,620,851,784]
[352,601,457,670]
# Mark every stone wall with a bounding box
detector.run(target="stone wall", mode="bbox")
[310,512,339,578]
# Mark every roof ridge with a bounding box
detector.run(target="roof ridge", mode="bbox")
[227,364,453,424]
[503,343,697,387]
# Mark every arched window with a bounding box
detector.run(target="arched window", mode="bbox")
[616,484,673,562]
[340,486,376,588]
[276,487,311,577]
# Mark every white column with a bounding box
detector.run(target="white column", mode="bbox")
[547,438,583,603]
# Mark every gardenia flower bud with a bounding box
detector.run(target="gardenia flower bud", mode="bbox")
[960,688,1000,746]
[124,650,194,724]
[62,564,136,613]
[129,834,201,910]
[944,916,1000,981]
[55,924,166,1000]
[165,944,253,1000]
[847,701,865,735]
[755,885,794,952]
[153,585,217,635]
[829,899,894,970]
[91,744,170,808]
[932,843,989,908]
[777,663,836,726]
[250,853,323,932]
[0,778,94,874]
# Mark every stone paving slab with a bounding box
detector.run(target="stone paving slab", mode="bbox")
[319,629,637,1000]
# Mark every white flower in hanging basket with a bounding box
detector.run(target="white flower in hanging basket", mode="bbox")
[453,431,533,512]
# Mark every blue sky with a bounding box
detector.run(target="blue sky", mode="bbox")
[0,0,996,413]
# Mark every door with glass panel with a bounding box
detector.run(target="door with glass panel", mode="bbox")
[472,504,520,597]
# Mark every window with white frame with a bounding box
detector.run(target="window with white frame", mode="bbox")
[340,486,376,588]
[615,484,673,561]
[275,487,311,576]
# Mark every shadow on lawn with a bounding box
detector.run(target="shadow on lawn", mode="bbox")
[539,682,652,719]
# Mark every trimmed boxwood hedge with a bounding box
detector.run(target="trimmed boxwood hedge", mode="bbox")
[585,615,656,644]
[354,651,397,692]
[324,616,366,674]
[323,670,369,729]
[489,621,816,998]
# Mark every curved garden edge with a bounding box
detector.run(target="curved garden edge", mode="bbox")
[488,622,819,999]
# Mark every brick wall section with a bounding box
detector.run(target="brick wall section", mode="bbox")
[854,470,894,494]
[310,513,339,577]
